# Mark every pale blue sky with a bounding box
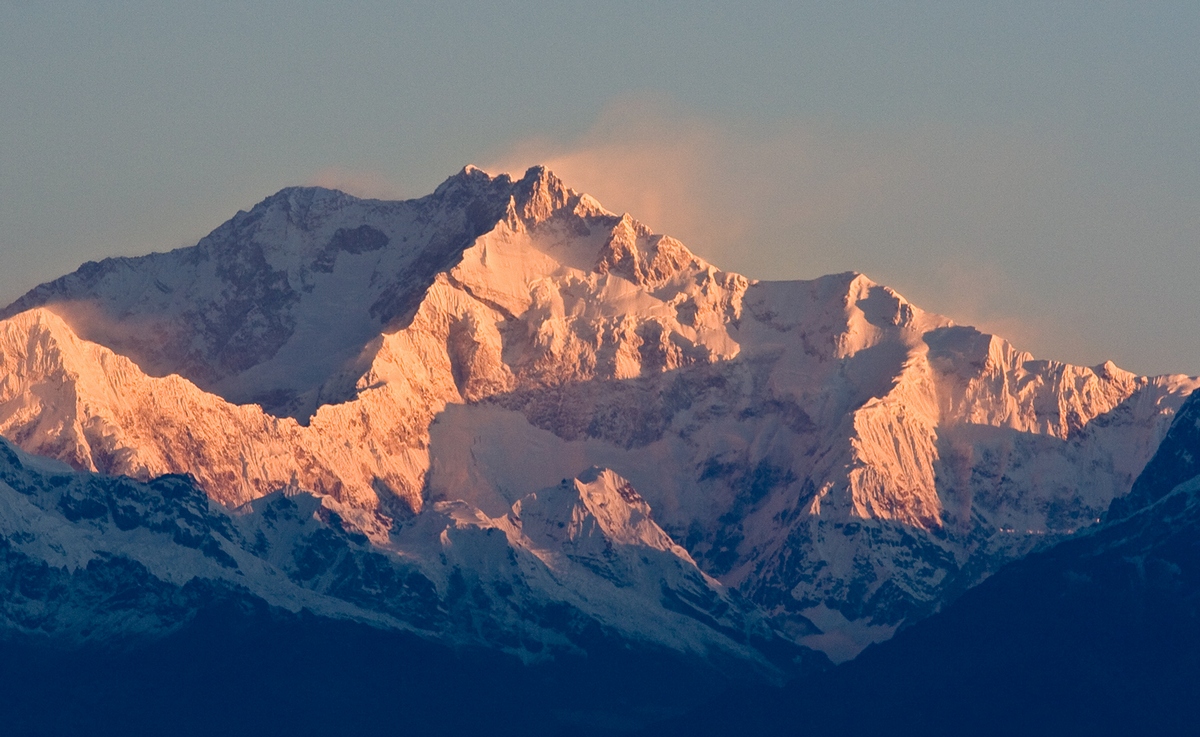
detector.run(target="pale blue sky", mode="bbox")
[2,2,1198,374]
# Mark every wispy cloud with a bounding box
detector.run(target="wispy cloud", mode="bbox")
[485,96,1113,367]
[485,95,910,275]
[488,97,742,247]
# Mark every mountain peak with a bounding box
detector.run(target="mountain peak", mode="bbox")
[512,165,573,224]
[427,163,511,202]
[4,165,1199,669]
[254,185,364,221]
[510,467,690,561]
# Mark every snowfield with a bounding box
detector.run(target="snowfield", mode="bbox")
[1,165,1194,661]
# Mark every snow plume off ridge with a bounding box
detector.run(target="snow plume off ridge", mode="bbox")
[0,165,1196,663]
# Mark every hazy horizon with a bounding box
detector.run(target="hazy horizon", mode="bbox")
[3,2,1198,376]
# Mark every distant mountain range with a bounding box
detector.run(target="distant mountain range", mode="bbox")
[0,166,1196,734]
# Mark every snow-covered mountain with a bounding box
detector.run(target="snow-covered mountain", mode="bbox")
[1,169,518,419]
[653,389,1200,736]
[1,165,1195,661]
[0,434,796,675]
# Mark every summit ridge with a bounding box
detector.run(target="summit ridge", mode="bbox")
[0,165,1196,661]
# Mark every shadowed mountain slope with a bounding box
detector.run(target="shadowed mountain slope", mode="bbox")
[649,388,1200,736]
[1,165,1195,659]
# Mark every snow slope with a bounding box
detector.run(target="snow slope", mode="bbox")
[0,168,518,419]
[653,388,1200,736]
[1,165,1195,659]
[0,435,793,673]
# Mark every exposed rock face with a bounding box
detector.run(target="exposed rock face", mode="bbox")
[1,165,1195,659]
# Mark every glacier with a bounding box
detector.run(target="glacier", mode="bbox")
[0,164,1195,664]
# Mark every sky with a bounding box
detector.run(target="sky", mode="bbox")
[2,1,1198,375]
